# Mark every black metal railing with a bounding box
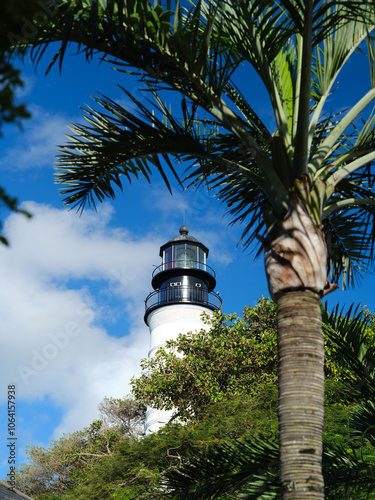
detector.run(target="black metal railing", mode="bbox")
[152,260,216,279]
[145,285,222,316]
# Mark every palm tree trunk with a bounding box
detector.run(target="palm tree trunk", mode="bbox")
[277,289,324,499]
[263,198,327,498]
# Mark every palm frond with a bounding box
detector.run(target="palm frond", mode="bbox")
[309,16,374,158]
[216,2,296,157]
[56,81,280,247]
[324,203,375,288]
[322,303,375,396]
[321,111,375,286]
[162,436,280,499]
[351,400,375,447]
[368,32,375,88]
[324,444,375,499]
[311,1,375,46]
[209,170,269,252]
[223,82,272,143]
[30,0,241,103]
[55,88,207,210]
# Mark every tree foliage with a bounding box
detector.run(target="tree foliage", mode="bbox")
[132,298,278,420]
[17,420,123,498]
[98,396,146,441]
[17,397,145,498]
[18,384,375,499]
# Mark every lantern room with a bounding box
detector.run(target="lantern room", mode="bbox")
[150,225,216,290]
[144,226,221,323]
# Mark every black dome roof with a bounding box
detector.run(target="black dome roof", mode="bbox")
[159,226,209,256]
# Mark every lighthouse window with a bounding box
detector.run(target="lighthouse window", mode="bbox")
[195,283,202,287]
[174,244,197,268]
[164,247,173,270]
[170,282,182,286]
[198,248,206,270]
[186,244,197,268]
[176,245,186,267]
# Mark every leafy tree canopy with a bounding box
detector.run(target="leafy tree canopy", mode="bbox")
[132,298,278,420]
[17,397,145,498]
[17,384,374,499]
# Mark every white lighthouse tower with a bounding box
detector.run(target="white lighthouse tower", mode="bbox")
[144,226,222,434]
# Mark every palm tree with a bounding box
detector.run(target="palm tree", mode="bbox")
[26,1,375,498]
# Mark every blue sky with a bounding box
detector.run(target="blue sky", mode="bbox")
[0,39,374,479]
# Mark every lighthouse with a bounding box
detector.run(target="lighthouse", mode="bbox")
[144,226,222,434]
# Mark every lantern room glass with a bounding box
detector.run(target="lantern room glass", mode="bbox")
[163,244,206,271]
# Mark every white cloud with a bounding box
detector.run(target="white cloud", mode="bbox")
[0,201,160,439]
[0,104,70,171]
[15,73,36,100]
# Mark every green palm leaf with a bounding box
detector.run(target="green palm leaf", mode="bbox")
[162,436,280,499]
[324,204,375,288]
[351,400,375,447]
[322,303,375,397]
[56,88,200,210]
[324,445,375,499]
